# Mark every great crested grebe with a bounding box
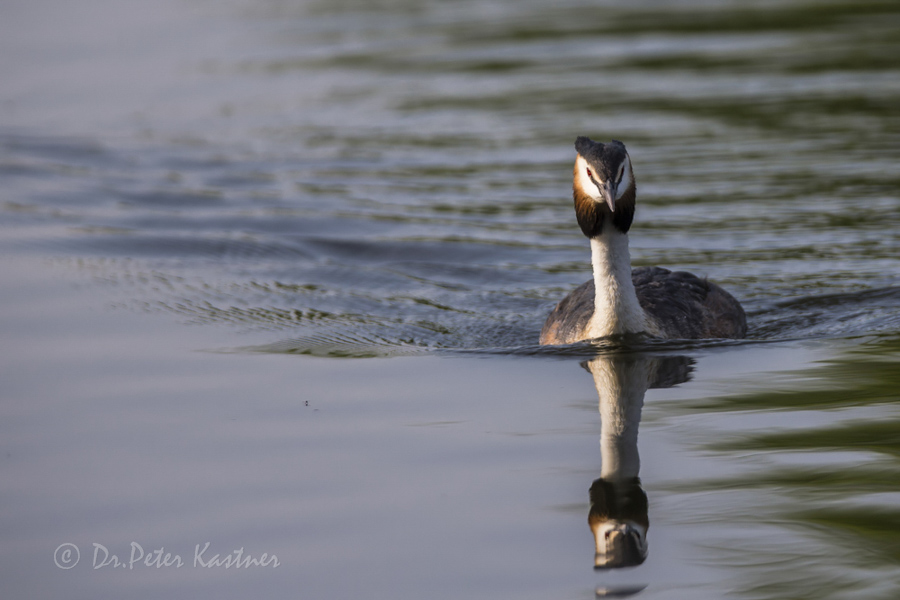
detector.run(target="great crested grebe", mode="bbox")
[540,137,747,345]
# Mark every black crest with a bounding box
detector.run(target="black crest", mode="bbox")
[575,137,628,181]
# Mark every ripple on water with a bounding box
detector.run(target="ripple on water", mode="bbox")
[2,0,899,358]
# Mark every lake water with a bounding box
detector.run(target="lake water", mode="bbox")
[2,0,899,598]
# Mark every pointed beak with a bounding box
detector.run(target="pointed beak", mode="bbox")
[601,181,618,212]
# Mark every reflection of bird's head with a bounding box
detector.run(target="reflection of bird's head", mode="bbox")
[573,137,636,238]
[588,478,648,569]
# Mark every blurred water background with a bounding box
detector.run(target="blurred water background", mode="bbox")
[2,0,899,598]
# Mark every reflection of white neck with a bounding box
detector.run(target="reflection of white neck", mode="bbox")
[587,357,652,480]
[587,225,652,339]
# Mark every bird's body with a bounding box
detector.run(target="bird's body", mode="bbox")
[540,138,746,345]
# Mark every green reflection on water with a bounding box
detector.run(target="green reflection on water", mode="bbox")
[690,335,900,412]
[680,334,900,598]
[799,508,900,562]
[722,419,900,457]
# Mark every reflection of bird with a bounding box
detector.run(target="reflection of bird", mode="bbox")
[584,354,691,570]
[540,137,747,345]
[585,356,651,570]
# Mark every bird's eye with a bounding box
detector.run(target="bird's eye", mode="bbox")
[617,165,624,182]
[586,167,593,179]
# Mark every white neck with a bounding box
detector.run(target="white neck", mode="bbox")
[586,223,651,339]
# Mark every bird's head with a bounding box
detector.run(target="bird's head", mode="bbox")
[572,137,636,238]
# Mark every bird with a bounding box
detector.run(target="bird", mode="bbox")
[540,137,747,345]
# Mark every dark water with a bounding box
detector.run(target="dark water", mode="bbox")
[2,0,899,598]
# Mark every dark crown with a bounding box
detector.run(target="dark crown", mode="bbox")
[575,137,628,180]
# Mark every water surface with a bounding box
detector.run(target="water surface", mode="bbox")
[1,0,899,598]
